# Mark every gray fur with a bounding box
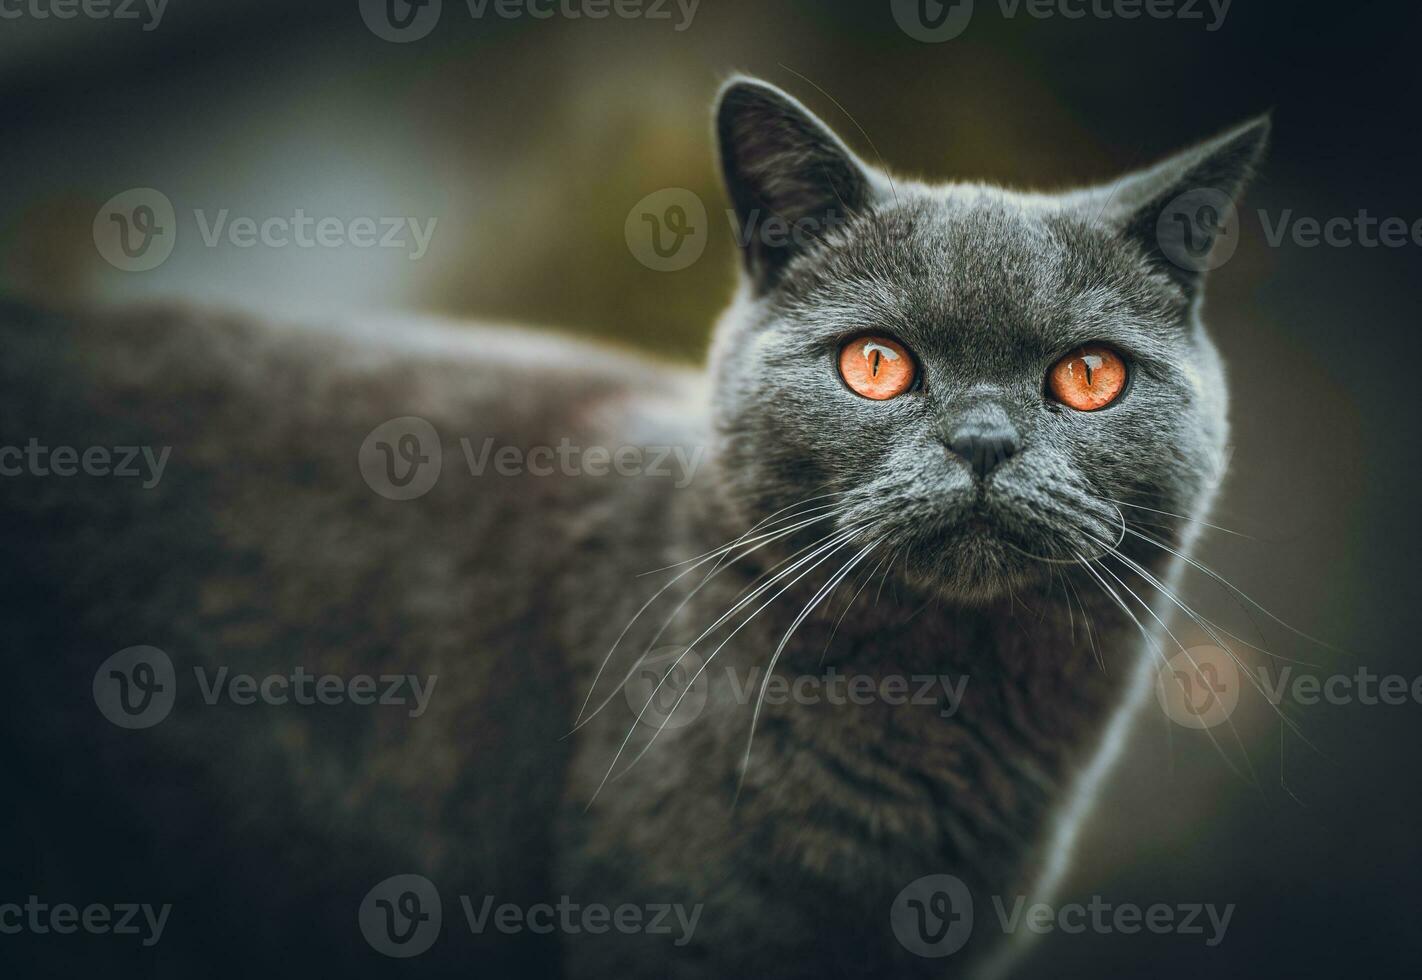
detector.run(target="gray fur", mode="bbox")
[0,79,1265,977]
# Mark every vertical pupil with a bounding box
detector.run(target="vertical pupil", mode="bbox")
[870,349,881,377]
[1082,358,1094,387]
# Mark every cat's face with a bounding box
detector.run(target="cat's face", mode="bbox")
[709,79,1265,602]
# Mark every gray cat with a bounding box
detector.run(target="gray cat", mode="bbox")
[0,77,1264,978]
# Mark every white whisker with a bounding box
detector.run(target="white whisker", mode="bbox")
[1086,554,1257,786]
[736,536,883,801]
[1089,537,1320,750]
[1099,495,1254,540]
[572,505,847,731]
[586,522,871,806]
[1122,525,1344,655]
[635,491,852,576]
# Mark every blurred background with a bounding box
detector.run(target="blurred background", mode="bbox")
[3,0,1418,974]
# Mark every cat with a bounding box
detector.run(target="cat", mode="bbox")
[0,77,1265,978]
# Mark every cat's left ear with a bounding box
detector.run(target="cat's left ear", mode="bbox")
[715,77,881,293]
[1097,114,1271,300]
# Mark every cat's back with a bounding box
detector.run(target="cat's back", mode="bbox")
[0,300,700,451]
[0,296,711,655]
[0,298,708,653]
[0,299,703,513]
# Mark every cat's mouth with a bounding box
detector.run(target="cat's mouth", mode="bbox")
[884,491,1115,603]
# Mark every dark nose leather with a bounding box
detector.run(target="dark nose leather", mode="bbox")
[941,404,1020,480]
[948,429,1019,479]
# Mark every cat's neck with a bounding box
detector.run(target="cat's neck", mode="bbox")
[718,560,1157,923]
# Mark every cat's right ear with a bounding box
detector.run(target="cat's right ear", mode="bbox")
[715,77,877,293]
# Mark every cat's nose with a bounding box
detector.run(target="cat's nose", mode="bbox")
[948,429,1019,479]
[941,408,1020,480]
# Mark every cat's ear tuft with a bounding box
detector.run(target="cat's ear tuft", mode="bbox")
[1100,114,1271,300]
[715,77,877,292]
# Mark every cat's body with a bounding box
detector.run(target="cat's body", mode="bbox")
[1,300,735,974]
[0,80,1264,977]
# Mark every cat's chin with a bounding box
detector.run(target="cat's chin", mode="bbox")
[900,524,1053,606]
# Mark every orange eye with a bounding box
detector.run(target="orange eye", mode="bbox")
[1048,345,1127,411]
[839,335,916,400]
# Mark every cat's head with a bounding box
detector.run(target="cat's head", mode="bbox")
[707,77,1266,603]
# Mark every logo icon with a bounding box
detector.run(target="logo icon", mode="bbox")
[1156,645,1241,729]
[1157,187,1239,272]
[891,0,973,42]
[359,0,443,42]
[359,417,443,500]
[359,874,442,957]
[93,189,177,272]
[625,189,708,272]
[93,646,177,729]
[622,645,708,731]
[891,873,974,957]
